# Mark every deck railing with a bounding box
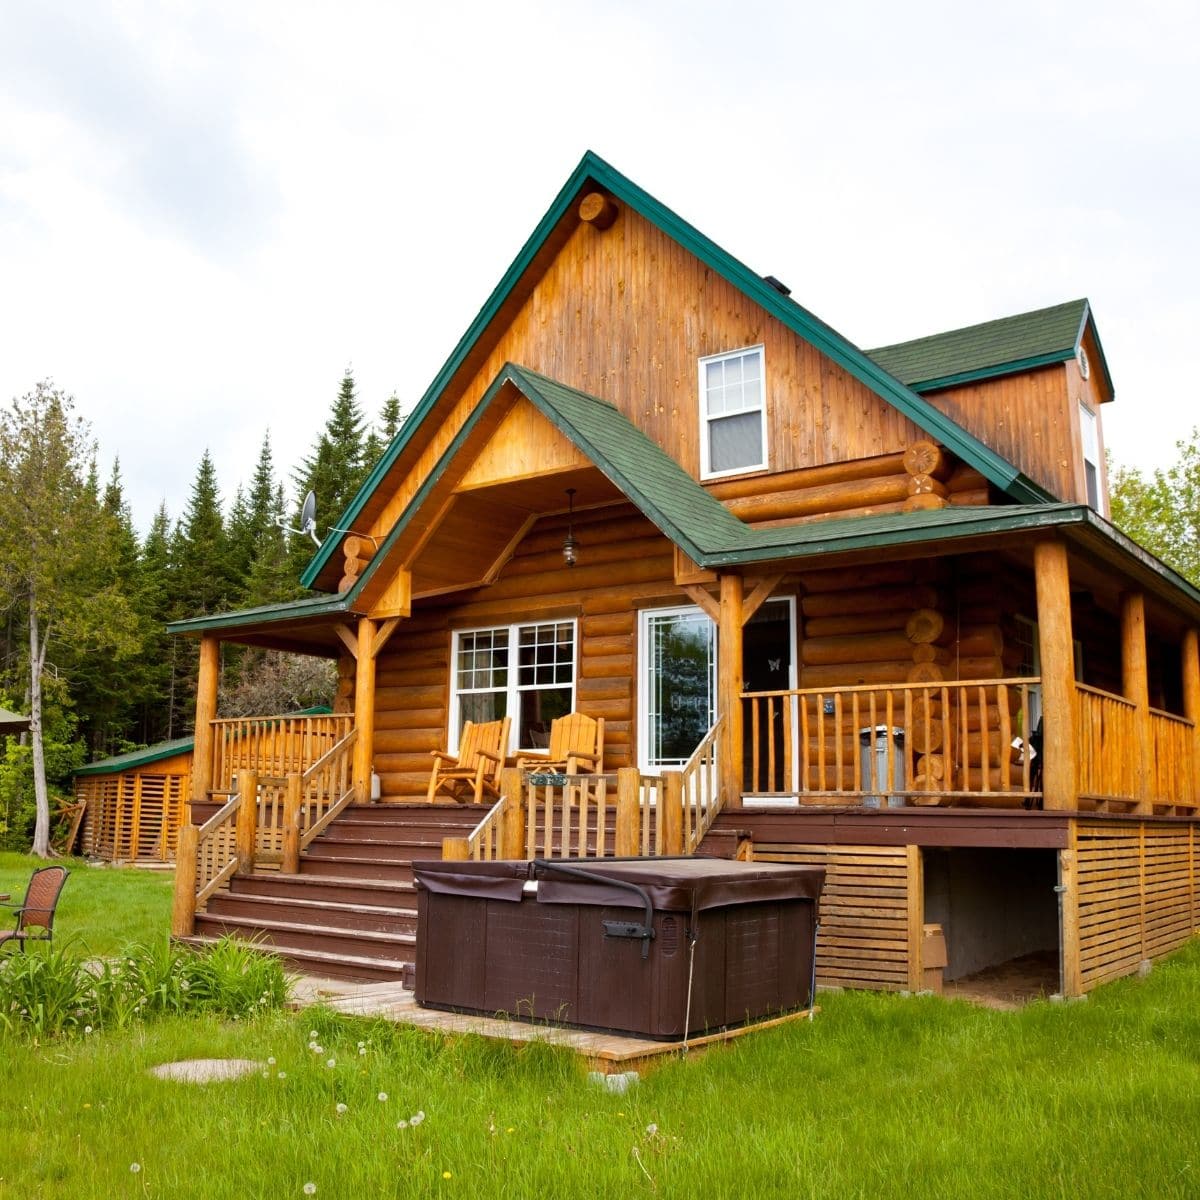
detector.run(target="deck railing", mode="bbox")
[1148,707,1196,810]
[172,728,359,935]
[209,713,353,796]
[743,679,1041,806]
[1074,685,1139,807]
[446,736,723,863]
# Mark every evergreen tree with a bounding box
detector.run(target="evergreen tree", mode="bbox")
[135,502,176,743]
[291,368,367,571]
[363,391,405,475]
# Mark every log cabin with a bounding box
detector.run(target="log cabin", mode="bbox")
[169,151,1200,1000]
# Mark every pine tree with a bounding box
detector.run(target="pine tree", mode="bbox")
[292,368,367,569]
[363,391,405,476]
[136,502,176,743]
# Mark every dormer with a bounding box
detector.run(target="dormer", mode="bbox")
[867,299,1115,513]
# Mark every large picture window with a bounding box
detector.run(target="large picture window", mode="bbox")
[638,606,717,771]
[451,620,576,753]
[699,345,767,478]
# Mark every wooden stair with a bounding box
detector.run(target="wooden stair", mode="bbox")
[186,804,482,982]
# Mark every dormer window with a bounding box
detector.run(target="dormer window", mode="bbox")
[699,346,767,478]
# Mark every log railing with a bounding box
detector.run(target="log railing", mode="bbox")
[681,717,723,852]
[444,748,717,863]
[743,679,1041,806]
[1148,706,1197,810]
[1074,684,1139,807]
[209,713,353,796]
[292,728,358,865]
[172,776,250,936]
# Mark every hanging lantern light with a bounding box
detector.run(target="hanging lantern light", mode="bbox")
[562,487,578,567]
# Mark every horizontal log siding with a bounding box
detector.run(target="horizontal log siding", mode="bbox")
[373,505,667,799]
[359,207,928,549]
[1075,819,1198,991]
[752,842,915,990]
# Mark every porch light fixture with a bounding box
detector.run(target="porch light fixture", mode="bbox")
[562,488,578,568]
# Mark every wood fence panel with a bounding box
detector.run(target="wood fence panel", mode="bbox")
[752,842,912,990]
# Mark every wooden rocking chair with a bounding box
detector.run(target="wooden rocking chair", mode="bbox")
[427,717,511,804]
[0,865,69,953]
[516,713,605,776]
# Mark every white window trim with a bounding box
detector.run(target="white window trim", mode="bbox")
[637,604,718,773]
[449,619,578,755]
[1078,400,1105,515]
[698,344,768,480]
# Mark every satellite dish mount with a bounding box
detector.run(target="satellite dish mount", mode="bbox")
[277,490,380,551]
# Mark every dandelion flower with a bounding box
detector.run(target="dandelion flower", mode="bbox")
[326,1057,336,1069]
[442,1171,452,1180]
[267,1056,276,1066]
[335,1103,348,1116]
[357,1040,365,1049]
[309,1030,318,1039]
[358,1046,367,1056]
[377,1092,388,1102]
[303,1184,317,1196]
[410,1110,425,1126]
[645,1123,658,1136]
[397,1119,409,1129]
[83,1025,93,1035]
[278,1071,287,1080]
[130,1163,141,1174]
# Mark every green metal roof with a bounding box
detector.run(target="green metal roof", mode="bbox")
[300,151,1052,590]
[866,299,1113,396]
[75,737,194,775]
[0,705,31,733]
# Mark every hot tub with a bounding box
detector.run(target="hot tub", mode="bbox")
[413,857,823,1039]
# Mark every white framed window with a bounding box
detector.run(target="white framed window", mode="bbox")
[1079,401,1102,512]
[699,345,767,479]
[638,606,717,771]
[450,620,576,754]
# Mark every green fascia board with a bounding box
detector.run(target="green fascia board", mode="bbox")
[301,150,1050,589]
[167,592,354,637]
[75,737,195,776]
[905,349,1076,394]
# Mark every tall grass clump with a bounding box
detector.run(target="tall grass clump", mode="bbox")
[0,935,289,1039]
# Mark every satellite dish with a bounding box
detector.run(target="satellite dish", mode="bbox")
[276,490,322,545]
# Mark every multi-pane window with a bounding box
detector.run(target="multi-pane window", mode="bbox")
[451,621,576,752]
[699,346,767,478]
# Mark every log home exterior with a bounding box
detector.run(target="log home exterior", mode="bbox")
[169,152,1200,998]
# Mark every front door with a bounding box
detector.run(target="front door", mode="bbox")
[741,598,797,796]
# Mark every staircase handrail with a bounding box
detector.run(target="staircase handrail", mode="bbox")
[193,792,242,907]
[297,727,359,851]
[681,716,724,853]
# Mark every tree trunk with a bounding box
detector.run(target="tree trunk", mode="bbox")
[28,602,51,859]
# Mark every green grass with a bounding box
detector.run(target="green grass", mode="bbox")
[2,944,1199,1198]
[0,851,174,955]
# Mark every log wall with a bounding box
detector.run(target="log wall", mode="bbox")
[373,504,674,799]
[1074,819,1199,992]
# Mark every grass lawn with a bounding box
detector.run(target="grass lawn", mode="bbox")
[0,851,175,955]
[2,927,1199,1197]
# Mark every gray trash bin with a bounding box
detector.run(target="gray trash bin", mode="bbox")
[859,725,906,808]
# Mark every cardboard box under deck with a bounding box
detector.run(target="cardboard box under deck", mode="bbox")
[413,858,824,1040]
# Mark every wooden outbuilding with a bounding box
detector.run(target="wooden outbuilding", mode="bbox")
[166,152,1200,998]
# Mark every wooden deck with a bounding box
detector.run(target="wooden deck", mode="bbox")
[288,976,817,1076]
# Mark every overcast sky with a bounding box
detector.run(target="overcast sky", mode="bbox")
[2,1,1197,534]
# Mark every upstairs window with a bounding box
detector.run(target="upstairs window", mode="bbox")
[1079,401,1102,511]
[699,346,767,478]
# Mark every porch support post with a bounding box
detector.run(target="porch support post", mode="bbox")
[1033,540,1077,811]
[1182,629,1200,810]
[190,635,220,808]
[352,617,377,805]
[718,573,745,810]
[1120,591,1153,815]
